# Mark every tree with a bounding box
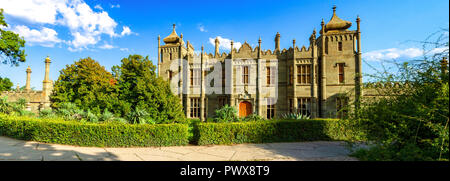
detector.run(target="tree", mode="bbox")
[0,76,13,91]
[50,57,119,114]
[0,9,26,66]
[352,29,449,161]
[114,54,185,123]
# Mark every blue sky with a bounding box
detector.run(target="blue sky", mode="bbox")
[0,0,448,90]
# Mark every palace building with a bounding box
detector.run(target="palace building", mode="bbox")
[157,6,362,120]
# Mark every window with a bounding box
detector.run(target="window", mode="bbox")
[297,98,311,116]
[297,65,311,84]
[289,66,293,85]
[218,96,228,109]
[169,52,173,60]
[267,98,276,119]
[190,98,200,118]
[338,42,343,51]
[190,69,201,86]
[222,68,225,87]
[288,98,294,113]
[168,71,173,80]
[338,63,345,83]
[336,97,349,119]
[242,66,249,85]
[266,66,274,86]
[325,38,329,54]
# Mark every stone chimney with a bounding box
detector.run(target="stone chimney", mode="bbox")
[275,32,280,51]
[26,66,31,92]
[215,37,220,57]
[42,56,52,109]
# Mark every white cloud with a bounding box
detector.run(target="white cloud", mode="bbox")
[11,25,62,47]
[363,48,426,61]
[0,0,59,24]
[198,24,207,32]
[99,43,115,49]
[120,48,129,52]
[94,4,103,11]
[0,0,125,51]
[208,36,242,50]
[111,4,120,8]
[120,26,134,36]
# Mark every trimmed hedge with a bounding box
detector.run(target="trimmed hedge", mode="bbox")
[0,114,189,147]
[197,119,364,145]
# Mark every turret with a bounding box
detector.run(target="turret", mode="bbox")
[26,66,31,92]
[215,37,220,57]
[275,32,280,51]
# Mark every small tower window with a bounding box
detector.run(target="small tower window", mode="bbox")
[338,42,343,51]
[169,53,173,60]
[338,63,345,83]
[242,66,249,85]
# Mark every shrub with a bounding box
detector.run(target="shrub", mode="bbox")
[242,114,266,122]
[282,113,310,120]
[213,104,238,123]
[196,119,364,145]
[39,109,55,118]
[0,114,189,147]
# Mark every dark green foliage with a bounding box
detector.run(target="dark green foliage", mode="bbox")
[0,114,189,147]
[352,29,449,161]
[282,113,310,120]
[213,104,238,122]
[0,9,26,66]
[113,54,185,124]
[50,57,118,115]
[196,119,364,145]
[0,97,26,115]
[0,76,13,91]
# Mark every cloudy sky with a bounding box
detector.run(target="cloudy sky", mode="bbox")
[0,0,448,89]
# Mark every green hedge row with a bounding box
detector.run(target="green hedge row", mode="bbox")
[0,115,189,147]
[196,119,364,145]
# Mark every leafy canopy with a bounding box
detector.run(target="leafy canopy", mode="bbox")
[50,57,118,115]
[0,9,26,66]
[113,54,185,123]
[0,76,13,91]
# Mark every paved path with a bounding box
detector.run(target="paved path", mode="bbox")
[0,136,359,161]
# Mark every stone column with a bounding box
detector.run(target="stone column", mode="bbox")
[275,32,280,52]
[42,56,52,109]
[228,41,234,107]
[292,39,297,113]
[26,66,31,92]
[157,35,161,77]
[200,45,205,121]
[215,37,220,58]
[320,19,327,117]
[257,37,262,116]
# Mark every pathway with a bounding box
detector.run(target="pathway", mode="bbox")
[0,136,359,161]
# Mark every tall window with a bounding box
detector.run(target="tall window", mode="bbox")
[338,63,345,83]
[190,98,200,118]
[297,65,311,84]
[222,68,225,87]
[338,42,343,51]
[169,52,173,60]
[289,66,293,85]
[168,71,173,80]
[288,98,294,113]
[297,98,311,116]
[242,66,249,85]
[336,97,349,119]
[267,98,276,119]
[190,69,201,86]
[218,96,228,109]
[266,66,275,86]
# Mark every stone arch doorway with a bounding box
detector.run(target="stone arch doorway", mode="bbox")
[239,101,252,117]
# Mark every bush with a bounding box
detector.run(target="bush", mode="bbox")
[0,114,189,147]
[213,105,238,123]
[196,119,364,145]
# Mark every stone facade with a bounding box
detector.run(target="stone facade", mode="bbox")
[158,6,362,120]
[0,56,53,113]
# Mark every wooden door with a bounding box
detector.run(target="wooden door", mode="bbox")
[239,101,252,117]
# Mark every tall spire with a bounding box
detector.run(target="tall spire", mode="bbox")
[26,66,31,92]
[214,37,220,57]
[275,32,280,51]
